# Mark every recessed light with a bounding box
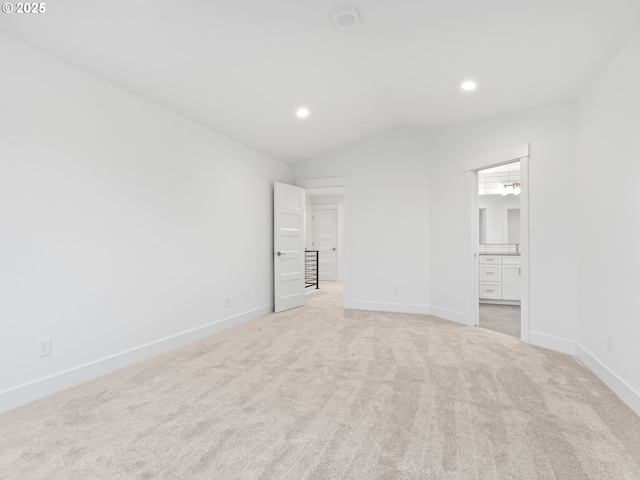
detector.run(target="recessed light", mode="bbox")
[330,8,362,30]
[336,13,356,27]
[461,81,477,91]
[296,107,310,119]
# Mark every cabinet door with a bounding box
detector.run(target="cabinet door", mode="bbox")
[502,264,521,300]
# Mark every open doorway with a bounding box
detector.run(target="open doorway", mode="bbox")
[296,177,351,308]
[477,162,521,337]
[464,144,530,343]
[305,187,344,283]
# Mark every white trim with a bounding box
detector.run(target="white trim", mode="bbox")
[519,157,530,342]
[429,305,469,325]
[467,170,480,327]
[343,185,350,308]
[348,300,431,315]
[0,304,273,414]
[348,300,467,325]
[528,331,577,356]
[576,345,640,417]
[463,144,530,172]
[349,300,431,315]
[296,176,351,189]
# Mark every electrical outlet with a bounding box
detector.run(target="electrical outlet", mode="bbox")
[607,333,614,352]
[224,296,229,308]
[394,286,400,295]
[37,337,51,358]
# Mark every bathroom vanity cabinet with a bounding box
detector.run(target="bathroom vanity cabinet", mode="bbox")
[479,254,520,303]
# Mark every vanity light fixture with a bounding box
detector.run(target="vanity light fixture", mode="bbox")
[502,182,521,195]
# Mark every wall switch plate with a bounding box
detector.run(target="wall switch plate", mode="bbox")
[37,337,51,358]
[394,287,400,294]
[224,296,229,308]
[607,333,614,352]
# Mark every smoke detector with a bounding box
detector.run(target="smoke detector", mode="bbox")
[330,8,362,31]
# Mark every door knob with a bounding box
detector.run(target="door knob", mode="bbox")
[276,251,286,256]
[332,247,336,251]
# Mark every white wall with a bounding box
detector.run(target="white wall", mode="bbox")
[295,106,578,349]
[294,129,431,313]
[576,26,640,413]
[427,105,578,350]
[0,34,293,412]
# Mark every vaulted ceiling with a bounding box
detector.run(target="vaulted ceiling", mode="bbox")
[2,1,640,164]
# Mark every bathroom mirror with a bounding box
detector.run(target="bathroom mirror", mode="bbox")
[478,163,521,245]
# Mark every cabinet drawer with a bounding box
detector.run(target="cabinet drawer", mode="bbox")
[479,255,501,265]
[480,282,501,299]
[479,265,501,282]
[502,255,521,265]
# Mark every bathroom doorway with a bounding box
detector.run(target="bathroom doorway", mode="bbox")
[464,144,530,343]
[477,163,522,337]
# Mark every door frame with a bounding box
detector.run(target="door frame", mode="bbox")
[464,145,530,342]
[296,176,351,308]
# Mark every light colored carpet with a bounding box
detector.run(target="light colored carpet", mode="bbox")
[1,283,640,479]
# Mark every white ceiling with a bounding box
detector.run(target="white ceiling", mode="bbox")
[2,1,640,164]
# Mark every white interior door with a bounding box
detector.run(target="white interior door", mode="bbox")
[313,207,338,281]
[274,182,305,313]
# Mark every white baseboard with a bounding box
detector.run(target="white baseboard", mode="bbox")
[0,304,273,414]
[347,300,468,326]
[348,299,431,315]
[528,331,577,355]
[428,306,469,326]
[576,344,640,418]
